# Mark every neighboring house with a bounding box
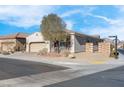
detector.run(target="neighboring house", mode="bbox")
[26,30,103,53]
[0,33,28,52]
[117,41,124,48]
[103,38,114,44]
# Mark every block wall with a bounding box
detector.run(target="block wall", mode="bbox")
[85,43,93,53]
[98,42,111,55]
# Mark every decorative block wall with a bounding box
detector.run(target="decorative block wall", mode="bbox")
[86,43,93,53]
[98,42,111,55]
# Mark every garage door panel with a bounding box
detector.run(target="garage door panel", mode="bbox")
[30,43,47,52]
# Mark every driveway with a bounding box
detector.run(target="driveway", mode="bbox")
[0,57,67,80]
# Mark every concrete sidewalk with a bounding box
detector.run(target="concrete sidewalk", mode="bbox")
[0,52,124,86]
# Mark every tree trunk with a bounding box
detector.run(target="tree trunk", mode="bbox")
[56,40,60,54]
[53,40,59,53]
[57,41,60,53]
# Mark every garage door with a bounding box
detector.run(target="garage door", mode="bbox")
[2,42,15,51]
[30,42,47,52]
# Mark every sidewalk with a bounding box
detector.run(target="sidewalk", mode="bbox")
[0,52,118,66]
[0,52,93,68]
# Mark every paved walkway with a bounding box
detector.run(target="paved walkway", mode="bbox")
[0,52,124,86]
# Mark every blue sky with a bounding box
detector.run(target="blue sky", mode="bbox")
[0,5,124,40]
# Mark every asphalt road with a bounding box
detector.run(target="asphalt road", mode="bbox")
[118,49,124,55]
[0,57,67,80]
[47,49,124,87]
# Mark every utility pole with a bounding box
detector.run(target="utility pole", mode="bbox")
[109,35,118,59]
[115,36,118,59]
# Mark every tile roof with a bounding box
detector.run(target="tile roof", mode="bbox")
[65,29,102,40]
[0,32,28,40]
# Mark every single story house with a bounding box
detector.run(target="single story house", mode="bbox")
[26,30,103,53]
[0,33,28,52]
[26,32,51,53]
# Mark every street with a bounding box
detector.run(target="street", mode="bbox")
[46,49,124,87]
[0,50,124,86]
[46,65,124,87]
[0,57,67,80]
[118,49,124,55]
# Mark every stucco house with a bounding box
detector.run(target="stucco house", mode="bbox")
[26,32,51,53]
[26,30,103,53]
[0,33,28,52]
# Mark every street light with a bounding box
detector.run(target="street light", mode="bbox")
[109,35,118,59]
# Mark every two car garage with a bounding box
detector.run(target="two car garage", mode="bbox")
[29,42,47,53]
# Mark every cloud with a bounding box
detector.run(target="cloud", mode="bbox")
[0,5,58,28]
[60,6,124,40]
[81,25,124,40]
[61,9,81,18]
[61,6,95,18]
[65,20,74,30]
[115,5,124,12]
[88,13,121,25]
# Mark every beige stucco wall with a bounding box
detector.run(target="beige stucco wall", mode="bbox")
[26,32,51,53]
[0,38,26,52]
[26,32,45,43]
[0,39,16,52]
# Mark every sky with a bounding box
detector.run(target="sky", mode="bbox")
[0,5,124,40]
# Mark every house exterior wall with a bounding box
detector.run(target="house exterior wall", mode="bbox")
[26,32,44,52]
[70,33,87,53]
[70,33,102,53]
[26,32,44,43]
[0,38,26,52]
[70,34,85,53]
[26,32,102,53]
[70,33,75,53]
[26,32,51,53]
[0,39,16,52]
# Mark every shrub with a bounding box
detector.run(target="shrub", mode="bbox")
[38,48,48,55]
[68,54,76,59]
[1,51,10,55]
[61,50,70,57]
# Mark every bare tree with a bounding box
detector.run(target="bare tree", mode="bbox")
[41,14,69,53]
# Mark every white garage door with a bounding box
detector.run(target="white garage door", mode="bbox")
[30,42,47,52]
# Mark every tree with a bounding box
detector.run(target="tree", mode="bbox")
[41,13,69,53]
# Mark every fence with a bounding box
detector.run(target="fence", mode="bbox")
[85,42,111,55]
